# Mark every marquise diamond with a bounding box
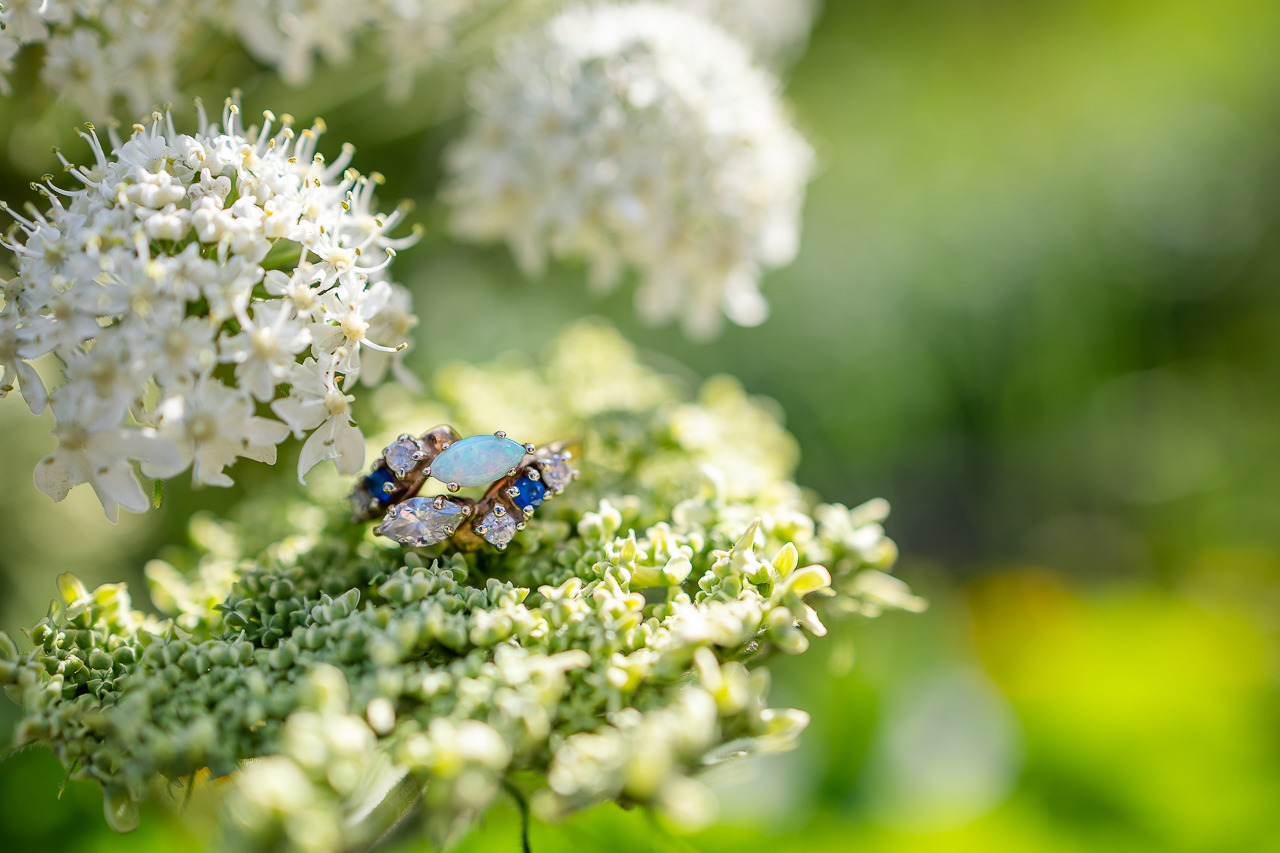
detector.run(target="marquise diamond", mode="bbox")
[375,497,467,547]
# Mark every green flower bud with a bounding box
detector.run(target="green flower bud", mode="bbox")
[102,784,138,834]
[56,572,88,605]
[0,631,18,662]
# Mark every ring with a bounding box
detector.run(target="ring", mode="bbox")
[350,426,578,550]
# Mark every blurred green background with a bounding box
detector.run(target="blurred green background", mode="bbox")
[5,0,1280,850]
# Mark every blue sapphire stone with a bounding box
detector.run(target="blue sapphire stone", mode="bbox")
[510,477,546,513]
[363,466,400,503]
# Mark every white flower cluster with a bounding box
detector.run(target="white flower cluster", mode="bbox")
[0,101,419,520]
[0,0,480,117]
[0,0,189,117]
[223,0,486,100]
[445,2,813,340]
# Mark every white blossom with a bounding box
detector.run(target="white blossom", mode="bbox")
[140,306,218,386]
[1,0,71,44]
[39,27,110,118]
[0,101,418,517]
[360,282,421,390]
[147,375,291,489]
[444,2,813,339]
[271,358,365,484]
[309,278,397,379]
[219,301,312,402]
[33,383,181,523]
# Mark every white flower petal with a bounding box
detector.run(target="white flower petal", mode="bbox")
[33,452,76,503]
[93,462,150,516]
[271,396,327,437]
[16,360,48,415]
[297,419,337,485]
[332,419,366,476]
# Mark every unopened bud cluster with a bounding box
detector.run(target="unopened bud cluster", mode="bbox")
[0,321,923,850]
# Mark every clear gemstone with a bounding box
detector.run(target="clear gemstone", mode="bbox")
[349,486,381,520]
[541,455,575,492]
[476,508,519,548]
[430,434,527,487]
[375,498,467,547]
[384,436,424,478]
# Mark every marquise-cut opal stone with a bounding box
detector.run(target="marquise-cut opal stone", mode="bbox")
[431,435,526,487]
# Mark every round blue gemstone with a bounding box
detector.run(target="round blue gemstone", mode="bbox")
[510,477,546,511]
[363,466,400,502]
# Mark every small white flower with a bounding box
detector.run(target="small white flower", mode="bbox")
[147,376,290,488]
[62,334,149,423]
[310,278,397,379]
[33,383,181,522]
[40,28,110,118]
[271,358,365,483]
[230,0,373,87]
[220,301,312,401]
[139,305,217,387]
[1,0,72,45]
[264,266,325,321]
[17,289,110,359]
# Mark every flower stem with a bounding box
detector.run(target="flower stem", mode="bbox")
[501,778,532,853]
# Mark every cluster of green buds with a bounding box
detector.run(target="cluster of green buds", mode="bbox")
[0,320,923,851]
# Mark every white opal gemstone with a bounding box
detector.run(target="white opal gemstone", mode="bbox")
[431,434,526,487]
